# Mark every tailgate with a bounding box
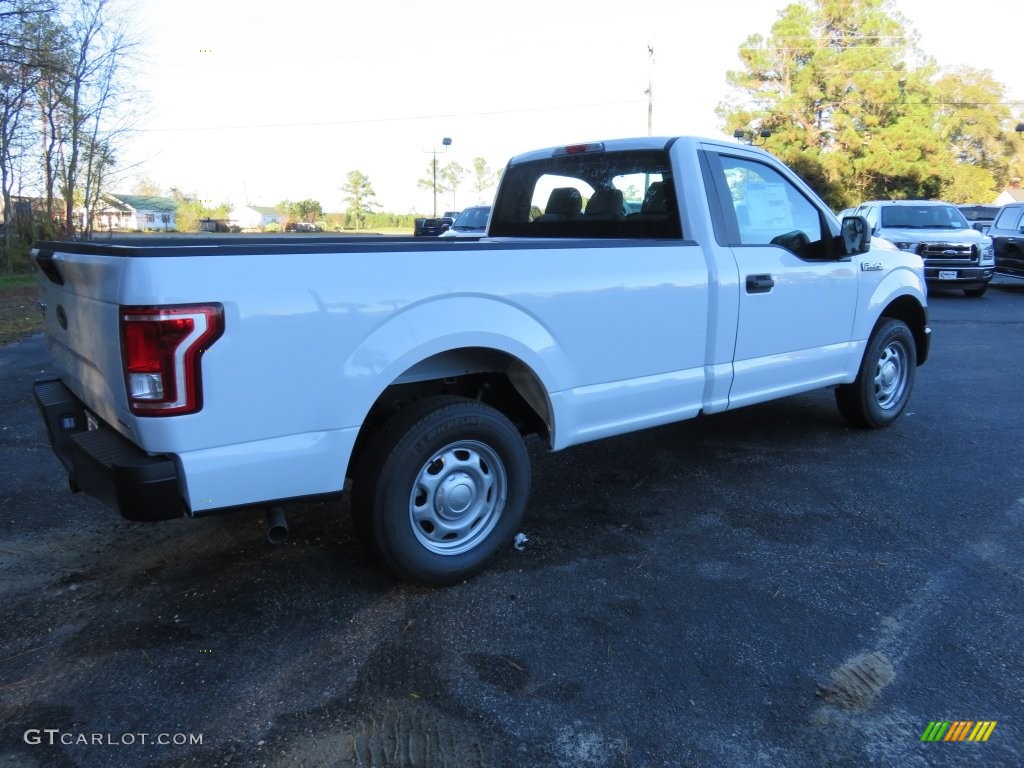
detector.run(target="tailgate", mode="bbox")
[34,246,129,434]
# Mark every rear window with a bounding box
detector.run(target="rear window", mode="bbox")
[958,205,1000,222]
[880,205,968,229]
[488,148,682,239]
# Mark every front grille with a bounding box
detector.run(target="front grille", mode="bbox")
[917,242,978,266]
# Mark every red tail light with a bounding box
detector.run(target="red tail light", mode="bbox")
[120,304,224,416]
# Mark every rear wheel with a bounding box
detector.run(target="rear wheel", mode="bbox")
[836,318,916,429]
[964,285,988,298]
[351,396,530,585]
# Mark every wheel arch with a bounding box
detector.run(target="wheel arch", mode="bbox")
[346,345,554,481]
[878,294,929,366]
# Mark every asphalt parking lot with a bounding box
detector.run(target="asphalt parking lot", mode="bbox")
[1,282,1022,767]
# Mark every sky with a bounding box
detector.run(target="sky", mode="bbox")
[115,0,1024,215]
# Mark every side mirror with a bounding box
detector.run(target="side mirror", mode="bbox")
[840,215,871,256]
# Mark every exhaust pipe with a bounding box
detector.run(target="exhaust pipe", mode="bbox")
[263,506,288,544]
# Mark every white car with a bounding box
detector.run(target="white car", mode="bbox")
[439,206,491,237]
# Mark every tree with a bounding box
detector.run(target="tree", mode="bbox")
[439,161,467,210]
[289,198,323,223]
[131,175,161,196]
[471,157,499,203]
[173,191,229,233]
[1,1,62,268]
[341,170,380,230]
[417,161,447,215]
[716,0,1016,208]
[30,0,136,238]
[933,67,1015,200]
[77,134,114,235]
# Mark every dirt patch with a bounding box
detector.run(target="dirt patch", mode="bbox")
[816,651,895,710]
[0,280,41,345]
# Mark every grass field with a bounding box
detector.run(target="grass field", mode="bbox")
[0,272,41,345]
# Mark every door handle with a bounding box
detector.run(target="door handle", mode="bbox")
[746,274,775,293]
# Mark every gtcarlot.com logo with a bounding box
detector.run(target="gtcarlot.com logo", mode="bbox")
[920,721,997,743]
[24,729,203,747]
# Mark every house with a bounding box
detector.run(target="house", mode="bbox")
[230,204,285,231]
[993,178,1024,206]
[91,193,178,231]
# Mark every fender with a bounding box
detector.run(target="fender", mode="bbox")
[340,294,570,428]
[841,259,928,381]
[855,260,928,341]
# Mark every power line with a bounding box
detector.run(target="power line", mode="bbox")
[129,99,648,133]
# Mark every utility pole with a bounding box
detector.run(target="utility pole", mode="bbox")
[647,44,654,136]
[425,137,452,217]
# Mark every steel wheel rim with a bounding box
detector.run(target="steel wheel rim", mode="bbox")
[874,339,909,410]
[408,440,507,556]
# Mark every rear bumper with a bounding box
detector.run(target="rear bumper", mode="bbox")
[33,378,185,521]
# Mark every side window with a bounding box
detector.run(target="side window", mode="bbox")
[994,206,1024,230]
[718,155,826,258]
[858,206,878,230]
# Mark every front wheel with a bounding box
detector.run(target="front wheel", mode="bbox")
[351,396,530,585]
[836,318,917,429]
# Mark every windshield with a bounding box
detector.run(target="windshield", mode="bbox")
[880,205,969,230]
[453,207,490,229]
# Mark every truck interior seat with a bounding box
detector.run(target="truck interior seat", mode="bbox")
[536,187,583,221]
[585,189,625,219]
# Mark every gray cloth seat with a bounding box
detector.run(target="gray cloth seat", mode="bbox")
[535,187,583,221]
[585,189,625,219]
[628,181,675,220]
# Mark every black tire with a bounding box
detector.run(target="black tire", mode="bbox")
[964,285,988,298]
[351,396,530,585]
[836,318,917,429]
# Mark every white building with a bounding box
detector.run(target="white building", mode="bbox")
[91,194,178,231]
[993,179,1024,206]
[230,204,285,231]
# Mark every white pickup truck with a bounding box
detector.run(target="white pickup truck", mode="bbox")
[32,136,930,584]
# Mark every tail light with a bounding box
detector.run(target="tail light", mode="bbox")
[120,304,224,416]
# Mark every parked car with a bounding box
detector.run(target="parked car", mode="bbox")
[413,215,455,237]
[439,206,491,238]
[853,200,994,297]
[286,222,321,232]
[987,202,1024,279]
[957,204,1001,234]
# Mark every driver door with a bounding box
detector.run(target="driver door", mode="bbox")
[703,150,859,408]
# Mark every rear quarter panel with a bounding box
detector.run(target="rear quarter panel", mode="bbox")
[97,241,711,511]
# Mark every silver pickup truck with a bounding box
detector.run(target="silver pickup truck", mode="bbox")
[854,199,995,297]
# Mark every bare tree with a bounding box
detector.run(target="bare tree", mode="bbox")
[1,0,61,268]
[35,0,135,238]
[131,175,161,196]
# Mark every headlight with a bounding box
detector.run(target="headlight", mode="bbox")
[893,241,916,251]
[980,244,994,265]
